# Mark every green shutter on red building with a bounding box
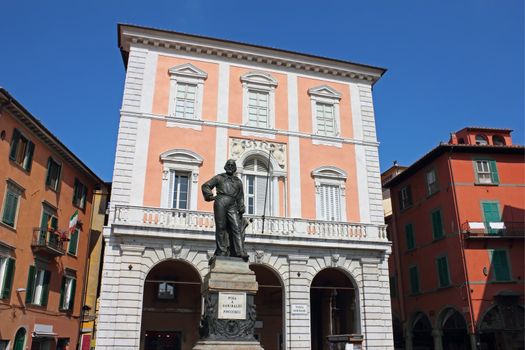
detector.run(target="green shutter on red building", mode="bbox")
[25,265,36,303]
[437,256,450,287]
[40,270,51,306]
[9,129,21,161]
[432,210,443,239]
[405,224,415,250]
[1,258,15,299]
[489,160,499,184]
[492,250,511,281]
[2,191,18,227]
[409,266,419,294]
[23,141,35,171]
[68,229,79,255]
[69,278,76,311]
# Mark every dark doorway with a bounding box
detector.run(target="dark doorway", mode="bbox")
[310,268,358,350]
[250,264,284,350]
[440,309,470,350]
[144,331,182,350]
[13,328,26,350]
[141,260,201,350]
[412,313,433,350]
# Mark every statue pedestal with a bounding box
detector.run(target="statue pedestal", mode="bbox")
[193,257,264,350]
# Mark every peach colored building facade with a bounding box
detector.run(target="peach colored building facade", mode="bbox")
[98,24,392,350]
[385,127,524,350]
[0,89,103,350]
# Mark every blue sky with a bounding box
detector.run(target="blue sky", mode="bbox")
[1,0,523,181]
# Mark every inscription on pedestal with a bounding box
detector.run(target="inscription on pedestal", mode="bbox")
[218,292,246,319]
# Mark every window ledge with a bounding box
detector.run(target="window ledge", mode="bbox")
[490,280,516,284]
[474,182,499,186]
[312,137,342,148]
[426,190,440,199]
[433,235,446,242]
[8,159,31,175]
[437,284,453,290]
[0,221,17,232]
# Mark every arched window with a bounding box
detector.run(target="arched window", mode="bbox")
[160,149,203,210]
[312,166,347,222]
[242,157,272,216]
[475,135,488,145]
[493,135,506,146]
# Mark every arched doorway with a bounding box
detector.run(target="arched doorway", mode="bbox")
[13,328,26,350]
[250,264,284,350]
[411,313,433,350]
[310,268,359,350]
[439,308,470,350]
[478,302,524,350]
[141,259,202,350]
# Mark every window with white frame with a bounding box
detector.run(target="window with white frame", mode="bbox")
[168,63,207,120]
[0,255,15,299]
[426,169,439,195]
[160,149,203,210]
[475,160,499,184]
[1,180,24,228]
[169,172,190,209]
[308,85,342,137]
[26,265,51,306]
[241,71,278,130]
[242,158,272,216]
[312,166,347,222]
[60,274,76,311]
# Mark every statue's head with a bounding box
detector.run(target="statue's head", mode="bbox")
[224,159,237,175]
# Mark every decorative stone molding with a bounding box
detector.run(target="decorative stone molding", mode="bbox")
[254,250,265,264]
[331,254,340,267]
[308,85,342,138]
[229,138,286,173]
[312,166,348,222]
[119,25,385,84]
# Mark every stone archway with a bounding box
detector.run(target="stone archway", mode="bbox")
[478,302,524,350]
[250,264,284,350]
[310,268,359,350]
[13,328,26,350]
[438,308,470,350]
[411,312,433,350]
[140,259,202,350]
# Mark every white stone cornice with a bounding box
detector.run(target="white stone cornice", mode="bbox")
[119,25,385,84]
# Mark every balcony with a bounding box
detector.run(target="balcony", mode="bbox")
[31,228,66,256]
[462,221,525,239]
[112,205,388,242]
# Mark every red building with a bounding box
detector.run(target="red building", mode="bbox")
[0,89,104,350]
[384,127,524,350]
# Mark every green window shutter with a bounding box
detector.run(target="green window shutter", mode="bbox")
[405,224,415,250]
[9,129,21,161]
[41,270,51,306]
[45,158,52,186]
[492,251,511,281]
[406,186,413,206]
[1,258,15,299]
[2,191,18,226]
[68,229,79,255]
[437,257,450,287]
[40,212,49,230]
[25,265,36,303]
[409,266,419,294]
[73,179,79,205]
[432,210,443,239]
[59,276,66,309]
[489,160,499,184]
[482,202,500,235]
[50,216,58,231]
[23,141,35,171]
[69,278,76,311]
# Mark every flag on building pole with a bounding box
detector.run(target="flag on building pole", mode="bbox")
[69,210,79,234]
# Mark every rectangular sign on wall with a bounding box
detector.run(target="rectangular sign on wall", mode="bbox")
[291,304,308,315]
[218,292,246,319]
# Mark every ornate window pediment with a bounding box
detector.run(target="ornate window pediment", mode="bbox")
[168,63,208,80]
[240,71,278,135]
[167,63,207,124]
[308,85,342,100]
[312,166,347,222]
[240,71,278,89]
[160,149,203,166]
[308,85,342,138]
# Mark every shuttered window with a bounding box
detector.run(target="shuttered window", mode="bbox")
[2,188,20,227]
[26,266,51,306]
[426,169,439,195]
[399,185,412,210]
[9,128,35,171]
[45,158,62,191]
[0,257,15,299]
[73,179,87,209]
[405,223,415,250]
[315,102,336,136]
[68,229,79,255]
[320,184,341,221]
[475,160,499,184]
[436,256,450,287]
[174,82,197,119]
[409,266,420,295]
[431,209,444,239]
[247,90,269,128]
[243,158,271,216]
[491,250,511,281]
[59,276,76,311]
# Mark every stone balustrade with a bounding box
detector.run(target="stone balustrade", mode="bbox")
[113,205,388,241]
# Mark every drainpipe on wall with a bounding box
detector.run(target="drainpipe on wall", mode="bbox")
[447,148,477,349]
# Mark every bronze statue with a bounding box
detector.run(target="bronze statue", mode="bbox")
[202,159,249,260]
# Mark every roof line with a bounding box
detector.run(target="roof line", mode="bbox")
[0,88,104,184]
[117,23,387,77]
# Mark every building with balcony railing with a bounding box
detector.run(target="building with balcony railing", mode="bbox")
[0,88,104,350]
[97,24,393,350]
[384,127,524,350]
